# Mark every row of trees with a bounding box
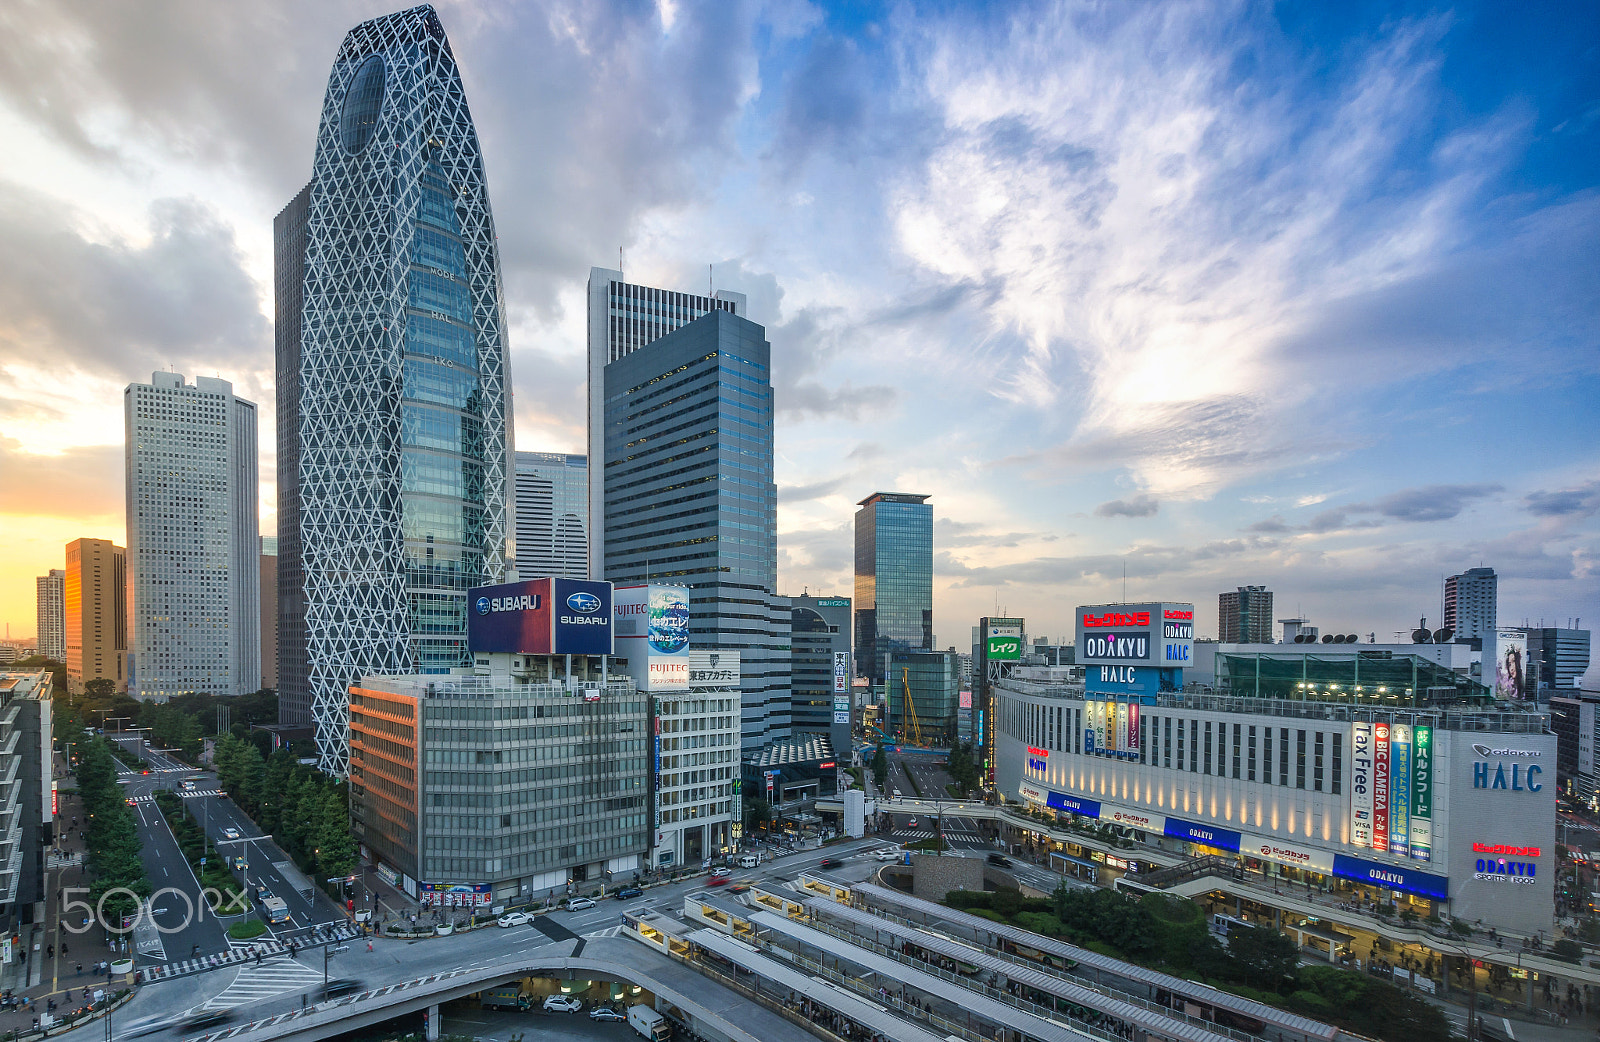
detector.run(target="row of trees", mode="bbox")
[212,734,356,883]
[946,738,983,795]
[74,737,149,923]
[947,884,1450,1042]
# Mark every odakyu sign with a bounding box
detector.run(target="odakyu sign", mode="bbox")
[1330,854,1449,901]
[1076,602,1194,668]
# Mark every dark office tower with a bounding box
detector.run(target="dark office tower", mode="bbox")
[854,493,933,689]
[586,267,745,579]
[603,310,787,749]
[275,184,310,726]
[1219,585,1274,643]
[1524,627,1591,692]
[789,595,852,754]
[294,5,512,773]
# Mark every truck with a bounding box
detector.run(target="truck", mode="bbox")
[261,895,291,924]
[479,987,531,1012]
[629,1004,671,1040]
[273,860,316,902]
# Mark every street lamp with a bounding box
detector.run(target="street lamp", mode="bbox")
[322,942,348,991]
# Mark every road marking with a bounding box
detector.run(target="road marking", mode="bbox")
[199,960,329,1011]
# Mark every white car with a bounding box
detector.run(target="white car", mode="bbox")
[222,827,241,840]
[542,994,583,1013]
[873,848,902,861]
[906,817,919,828]
[496,911,530,928]
[565,897,596,911]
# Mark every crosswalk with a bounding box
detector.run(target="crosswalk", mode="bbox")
[136,924,362,985]
[891,828,983,842]
[118,766,193,776]
[125,790,223,805]
[198,959,329,1011]
[583,924,624,939]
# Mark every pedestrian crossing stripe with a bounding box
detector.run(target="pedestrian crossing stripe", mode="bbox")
[583,925,623,939]
[117,767,192,776]
[198,960,329,1011]
[136,925,362,985]
[179,790,224,799]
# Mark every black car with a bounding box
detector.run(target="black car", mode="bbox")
[987,853,1013,867]
[819,857,844,869]
[614,886,643,900]
[322,978,363,998]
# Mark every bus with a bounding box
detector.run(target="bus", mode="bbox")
[1211,913,1254,938]
[261,895,291,924]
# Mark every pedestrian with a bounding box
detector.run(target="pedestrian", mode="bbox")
[366,941,373,953]
[75,964,81,977]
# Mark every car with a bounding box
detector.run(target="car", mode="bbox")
[818,857,843,869]
[892,789,903,799]
[873,848,901,862]
[987,853,1013,867]
[177,1009,234,1031]
[222,827,241,840]
[737,853,759,868]
[117,1014,179,1038]
[542,994,583,1013]
[497,911,531,927]
[565,897,596,911]
[589,1006,627,1022]
[613,886,643,901]
[322,978,363,998]
[728,883,751,894]
[707,870,732,886]
[906,817,919,828]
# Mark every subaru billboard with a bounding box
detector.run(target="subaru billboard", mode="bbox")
[468,577,614,656]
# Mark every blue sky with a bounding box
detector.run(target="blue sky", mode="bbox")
[0,0,1594,665]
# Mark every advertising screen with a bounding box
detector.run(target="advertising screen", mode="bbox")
[1390,724,1412,858]
[1077,602,1194,667]
[986,633,1022,660]
[1372,721,1391,853]
[615,583,690,691]
[468,578,614,655]
[1410,724,1434,861]
[1494,629,1528,700]
[1350,722,1373,849]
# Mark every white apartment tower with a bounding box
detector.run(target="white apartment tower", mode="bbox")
[585,267,745,578]
[35,570,65,662]
[125,372,260,699]
[1444,566,1497,643]
[513,452,589,580]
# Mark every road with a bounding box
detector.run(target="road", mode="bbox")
[94,835,897,1041]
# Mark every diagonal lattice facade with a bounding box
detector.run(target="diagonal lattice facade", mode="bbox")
[300,5,511,774]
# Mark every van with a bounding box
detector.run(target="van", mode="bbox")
[565,896,596,911]
[737,854,759,869]
[892,789,902,799]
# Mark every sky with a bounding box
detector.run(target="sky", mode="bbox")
[0,0,1595,668]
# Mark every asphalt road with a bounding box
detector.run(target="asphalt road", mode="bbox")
[127,799,229,960]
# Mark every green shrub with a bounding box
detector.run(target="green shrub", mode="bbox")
[227,919,267,940]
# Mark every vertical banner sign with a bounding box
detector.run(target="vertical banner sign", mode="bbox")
[1094,702,1108,755]
[1388,724,1411,858]
[833,652,849,694]
[1084,702,1096,755]
[1350,722,1373,849]
[1371,721,1391,854]
[1116,703,1129,759]
[1410,725,1433,862]
[1128,703,1140,758]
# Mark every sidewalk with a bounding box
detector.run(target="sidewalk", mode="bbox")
[0,755,132,1037]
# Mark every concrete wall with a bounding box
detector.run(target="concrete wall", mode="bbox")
[910,853,983,902]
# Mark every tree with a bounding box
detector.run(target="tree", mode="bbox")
[744,797,772,832]
[314,789,355,879]
[1225,924,1300,990]
[1050,876,1073,920]
[259,749,296,836]
[84,678,116,700]
[871,744,889,791]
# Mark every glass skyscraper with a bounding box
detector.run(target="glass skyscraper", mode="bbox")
[603,310,790,748]
[854,493,933,687]
[285,5,511,773]
[513,452,588,580]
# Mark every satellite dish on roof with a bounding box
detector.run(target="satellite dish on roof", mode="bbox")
[1345,634,1359,644]
[1434,628,1453,643]
[1321,634,1335,643]
[1412,628,1433,643]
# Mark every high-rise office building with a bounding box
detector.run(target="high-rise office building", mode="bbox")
[585,266,744,579]
[854,492,933,688]
[275,184,310,726]
[125,372,259,700]
[64,538,126,695]
[887,649,960,746]
[1444,567,1497,643]
[603,309,788,749]
[260,537,278,692]
[1218,585,1273,643]
[289,6,512,772]
[1524,627,1591,691]
[789,595,852,753]
[35,570,64,662]
[0,670,53,931]
[513,452,588,580]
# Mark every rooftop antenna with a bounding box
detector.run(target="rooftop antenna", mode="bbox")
[709,263,714,298]
[618,246,624,275]
[1122,561,1127,604]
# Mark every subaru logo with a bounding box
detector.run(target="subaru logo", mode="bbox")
[475,597,490,616]
[566,591,601,614]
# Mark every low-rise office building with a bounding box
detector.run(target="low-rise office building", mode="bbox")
[0,671,53,931]
[651,651,742,869]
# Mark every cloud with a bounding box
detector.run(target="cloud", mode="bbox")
[1350,484,1503,523]
[1095,494,1158,518]
[1525,480,1600,519]
[779,478,845,503]
[0,438,123,519]
[767,305,897,420]
[0,189,268,377]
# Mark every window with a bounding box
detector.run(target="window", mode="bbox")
[1190,719,1198,773]
[1296,729,1307,789]
[1279,728,1289,786]
[1203,721,1212,774]
[1233,724,1242,780]
[1332,733,1343,795]
[1314,731,1325,791]
[1164,717,1172,769]
[1248,726,1257,782]
[1176,719,1185,771]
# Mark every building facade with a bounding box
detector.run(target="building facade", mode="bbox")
[789,595,852,752]
[887,650,960,747]
[275,184,311,726]
[125,372,260,700]
[1444,567,1497,643]
[260,537,278,691]
[1524,627,1591,692]
[603,310,788,750]
[0,671,53,932]
[854,493,933,689]
[513,452,588,580]
[651,651,741,869]
[584,266,744,580]
[64,538,125,695]
[35,570,64,662]
[1218,586,1273,644]
[292,6,512,771]
[350,671,648,904]
[975,617,1025,783]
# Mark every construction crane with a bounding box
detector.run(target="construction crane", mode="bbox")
[902,667,924,747]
